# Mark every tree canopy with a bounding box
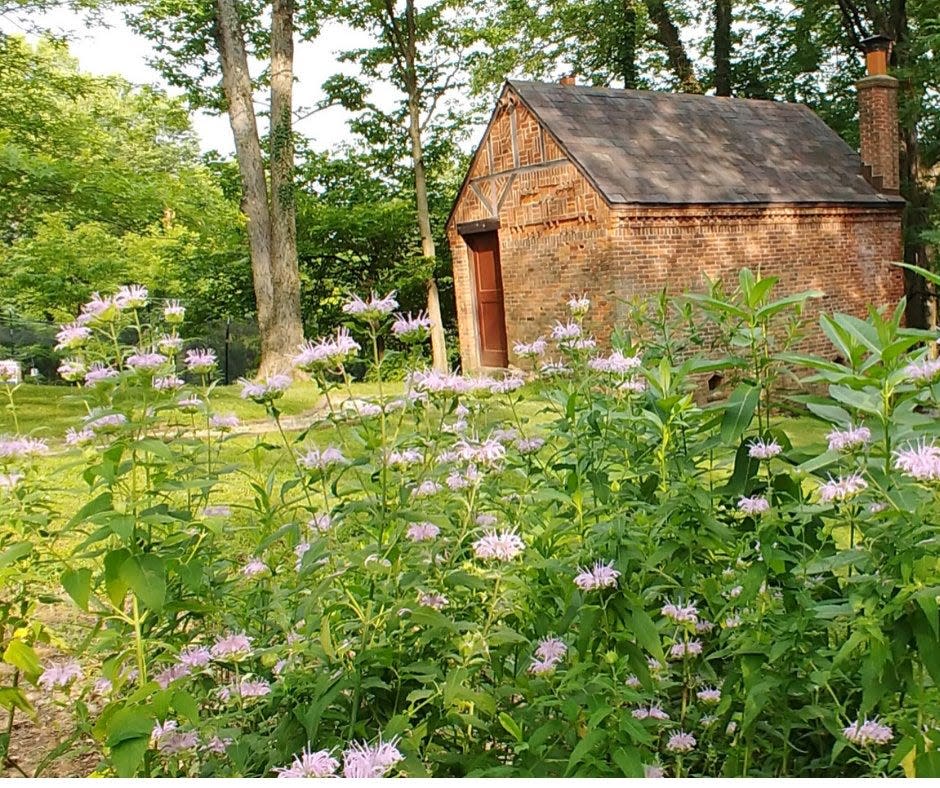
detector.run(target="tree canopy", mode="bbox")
[0,36,250,323]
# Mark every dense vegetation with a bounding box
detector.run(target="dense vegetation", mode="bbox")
[2,275,940,776]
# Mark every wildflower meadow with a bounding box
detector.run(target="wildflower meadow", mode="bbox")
[3,269,940,777]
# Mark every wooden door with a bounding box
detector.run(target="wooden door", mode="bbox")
[466,231,508,367]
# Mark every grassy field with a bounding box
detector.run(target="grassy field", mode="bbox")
[0,380,405,437]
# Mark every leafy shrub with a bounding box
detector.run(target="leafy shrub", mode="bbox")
[2,271,940,777]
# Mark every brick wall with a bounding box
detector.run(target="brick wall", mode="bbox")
[857,74,900,192]
[448,89,905,372]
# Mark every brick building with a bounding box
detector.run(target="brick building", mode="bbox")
[446,38,905,372]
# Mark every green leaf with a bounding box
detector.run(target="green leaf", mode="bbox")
[172,690,199,724]
[110,737,150,777]
[120,554,166,612]
[829,385,881,417]
[612,746,643,777]
[754,289,823,320]
[320,615,335,661]
[916,751,940,778]
[61,568,92,611]
[498,712,523,743]
[721,384,760,444]
[0,542,32,569]
[0,687,35,719]
[631,608,664,663]
[105,706,155,747]
[66,491,113,528]
[3,640,41,683]
[565,729,605,775]
[133,438,173,460]
[104,549,131,608]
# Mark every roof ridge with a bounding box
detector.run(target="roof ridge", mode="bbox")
[506,78,803,109]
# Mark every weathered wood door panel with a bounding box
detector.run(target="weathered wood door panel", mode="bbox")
[466,231,508,367]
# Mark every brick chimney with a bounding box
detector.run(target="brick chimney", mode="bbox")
[857,35,900,193]
[559,74,576,86]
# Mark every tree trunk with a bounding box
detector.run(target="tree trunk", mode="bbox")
[400,0,447,372]
[713,0,732,96]
[268,0,304,374]
[617,0,639,89]
[406,93,448,371]
[213,0,280,373]
[646,0,701,92]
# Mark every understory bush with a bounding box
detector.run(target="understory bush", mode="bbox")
[2,270,940,776]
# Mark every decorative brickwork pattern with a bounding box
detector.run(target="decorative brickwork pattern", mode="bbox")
[448,86,904,373]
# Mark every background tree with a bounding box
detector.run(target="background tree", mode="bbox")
[126,0,308,374]
[0,36,249,322]
[322,0,480,372]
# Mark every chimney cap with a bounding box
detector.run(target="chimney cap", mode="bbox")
[861,34,893,53]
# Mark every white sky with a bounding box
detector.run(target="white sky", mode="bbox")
[2,6,401,156]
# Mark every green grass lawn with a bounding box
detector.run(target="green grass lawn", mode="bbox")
[0,380,408,437]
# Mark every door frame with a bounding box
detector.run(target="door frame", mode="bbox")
[457,220,508,370]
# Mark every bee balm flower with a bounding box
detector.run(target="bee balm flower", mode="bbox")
[574,561,620,591]
[275,746,340,778]
[843,718,893,747]
[472,528,525,561]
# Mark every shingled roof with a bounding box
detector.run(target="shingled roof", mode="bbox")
[508,80,902,206]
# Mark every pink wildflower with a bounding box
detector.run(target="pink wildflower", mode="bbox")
[574,560,621,591]
[115,284,148,309]
[210,632,252,660]
[894,439,940,482]
[472,529,525,561]
[391,312,432,341]
[242,558,267,577]
[153,375,185,391]
[38,659,82,690]
[418,592,448,610]
[697,687,721,704]
[827,424,872,452]
[406,522,439,542]
[513,337,548,357]
[661,602,699,624]
[342,738,403,778]
[413,480,442,498]
[163,300,185,324]
[300,446,346,470]
[666,731,696,753]
[184,348,217,374]
[737,496,770,515]
[239,374,291,403]
[551,321,582,341]
[84,363,120,386]
[535,637,567,662]
[275,746,339,778]
[154,663,191,689]
[342,291,398,319]
[818,473,868,502]
[568,295,591,316]
[126,351,168,373]
[843,718,893,747]
[55,323,91,351]
[210,413,240,431]
[177,646,212,669]
[669,640,703,660]
[748,438,782,460]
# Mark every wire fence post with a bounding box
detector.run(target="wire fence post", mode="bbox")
[224,316,232,386]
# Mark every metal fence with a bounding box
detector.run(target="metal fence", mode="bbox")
[0,310,262,385]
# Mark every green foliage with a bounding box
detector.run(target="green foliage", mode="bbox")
[0,36,249,323]
[4,278,940,776]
